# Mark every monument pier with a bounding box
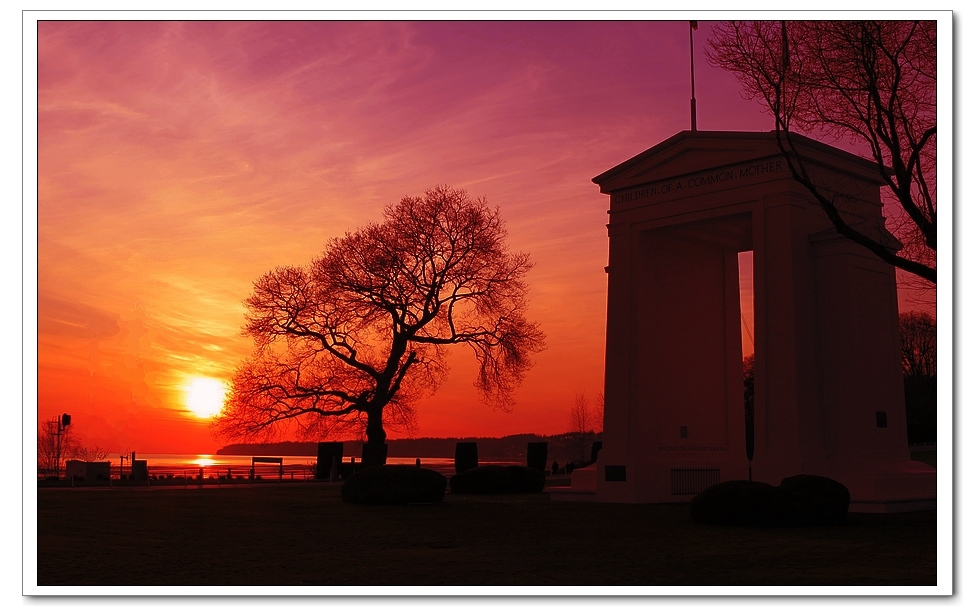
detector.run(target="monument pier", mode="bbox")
[555,131,936,512]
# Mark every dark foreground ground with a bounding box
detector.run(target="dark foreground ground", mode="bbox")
[36,482,937,587]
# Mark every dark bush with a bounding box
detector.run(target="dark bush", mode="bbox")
[341,465,447,505]
[448,465,545,494]
[506,465,545,493]
[449,465,511,494]
[690,480,784,526]
[690,476,851,527]
[777,475,850,526]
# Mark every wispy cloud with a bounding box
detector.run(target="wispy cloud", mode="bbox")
[37,20,774,447]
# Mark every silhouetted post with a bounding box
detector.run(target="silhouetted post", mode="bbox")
[590,441,603,463]
[415,457,421,467]
[317,442,344,479]
[455,442,478,474]
[132,459,148,482]
[527,442,547,472]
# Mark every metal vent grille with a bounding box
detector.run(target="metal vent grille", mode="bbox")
[671,467,720,495]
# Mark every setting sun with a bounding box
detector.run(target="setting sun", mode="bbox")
[184,377,228,419]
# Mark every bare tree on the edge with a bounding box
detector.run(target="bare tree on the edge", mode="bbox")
[900,311,937,382]
[899,311,937,443]
[708,21,936,286]
[568,392,603,464]
[38,420,76,479]
[215,186,546,466]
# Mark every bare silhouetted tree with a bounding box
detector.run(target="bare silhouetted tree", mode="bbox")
[568,392,602,463]
[215,186,546,466]
[37,415,107,479]
[899,311,937,443]
[900,311,936,381]
[38,419,76,479]
[708,21,936,285]
[76,444,108,463]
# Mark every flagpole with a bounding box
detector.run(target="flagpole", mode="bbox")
[689,20,698,131]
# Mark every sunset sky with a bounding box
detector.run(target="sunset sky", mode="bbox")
[32,18,937,454]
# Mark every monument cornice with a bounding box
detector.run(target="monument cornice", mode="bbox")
[592,130,886,195]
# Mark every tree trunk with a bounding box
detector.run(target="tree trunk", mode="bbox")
[362,409,388,467]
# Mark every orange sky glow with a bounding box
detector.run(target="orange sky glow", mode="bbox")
[34,20,935,454]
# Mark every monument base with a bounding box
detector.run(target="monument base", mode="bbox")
[554,457,937,511]
[845,461,937,513]
[754,459,937,513]
[850,497,937,514]
[547,465,597,502]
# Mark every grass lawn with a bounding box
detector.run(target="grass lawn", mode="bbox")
[36,482,936,588]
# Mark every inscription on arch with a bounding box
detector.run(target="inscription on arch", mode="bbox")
[612,158,785,206]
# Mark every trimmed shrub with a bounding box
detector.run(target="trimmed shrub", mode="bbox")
[777,475,850,526]
[341,465,447,505]
[449,465,511,494]
[690,480,784,526]
[690,476,851,527]
[448,465,546,494]
[506,465,546,493]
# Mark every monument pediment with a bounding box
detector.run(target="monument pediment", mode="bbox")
[592,130,884,194]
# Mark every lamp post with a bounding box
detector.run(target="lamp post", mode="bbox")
[689,20,698,132]
[51,413,71,479]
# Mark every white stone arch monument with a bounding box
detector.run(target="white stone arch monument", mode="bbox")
[578,131,934,512]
